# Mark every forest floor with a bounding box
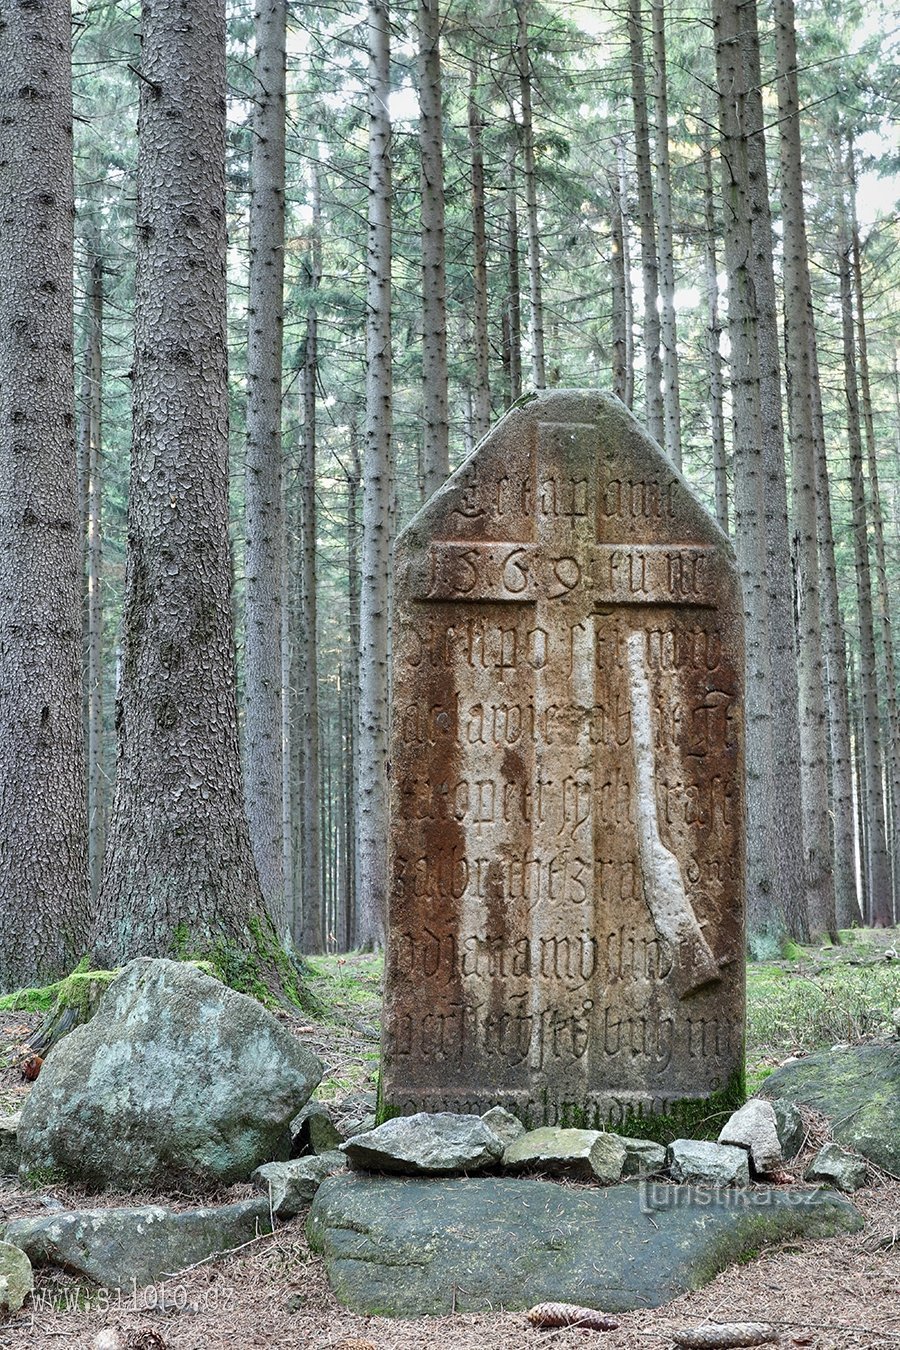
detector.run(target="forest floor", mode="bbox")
[1,931,899,1349]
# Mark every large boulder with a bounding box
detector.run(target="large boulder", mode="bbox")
[307,1174,863,1316]
[341,1113,503,1175]
[17,958,322,1191]
[5,1197,272,1290]
[761,1041,900,1172]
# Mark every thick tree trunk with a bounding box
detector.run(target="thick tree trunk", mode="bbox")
[244,0,288,931]
[836,179,893,926]
[81,254,105,906]
[650,0,681,468]
[356,0,394,950]
[419,0,449,497]
[627,0,663,445]
[713,0,786,953]
[468,62,491,441]
[299,161,323,953]
[0,0,90,990]
[774,0,835,938]
[702,133,728,534]
[96,0,268,963]
[515,0,546,390]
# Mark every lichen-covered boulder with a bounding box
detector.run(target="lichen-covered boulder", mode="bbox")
[0,1242,32,1315]
[504,1127,626,1183]
[341,1113,503,1174]
[805,1143,868,1192]
[17,958,322,1191]
[0,1115,20,1177]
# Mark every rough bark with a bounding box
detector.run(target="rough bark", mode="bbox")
[96,0,269,963]
[244,0,288,931]
[774,0,835,938]
[418,0,449,497]
[650,0,681,468]
[702,132,728,535]
[836,174,892,926]
[515,0,546,390]
[608,155,628,404]
[627,0,663,444]
[505,143,523,406]
[345,416,361,946]
[80,253,105,906]
[356,0,394,949]
[299,161,323,953]
[0,0,90,992]
[468,61,491,441]
[713,0,786,952]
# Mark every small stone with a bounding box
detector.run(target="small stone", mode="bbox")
[718,1100,782,1174]
[341,1113,503,1175]
[290,1102,343,1156]
[480,1106,526,1149]
[771,1099,805,1159]
[504,1127,626,1183]
[609,1134,667,1177]
[805,1143,867,1192]
[252,1152,346,1217]
[0,1241,32,1315]
[343,1113,377,1138]
[667,1139,750,1187]
[0,1114,20,1176]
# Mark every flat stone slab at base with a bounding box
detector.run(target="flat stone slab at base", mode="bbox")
[307,1174,862,1316]
[761,1042,900,1172]
[4,1197,273,1290]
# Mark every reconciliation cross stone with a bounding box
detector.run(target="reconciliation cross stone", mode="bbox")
[381,390,745,1130]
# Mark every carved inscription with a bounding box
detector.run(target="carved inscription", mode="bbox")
[382,392,745,1126]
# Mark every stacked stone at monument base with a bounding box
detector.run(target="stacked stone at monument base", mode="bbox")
[381,390,745,1131]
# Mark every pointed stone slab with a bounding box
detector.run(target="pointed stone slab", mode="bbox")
[307,1174,862,1316]
[382,390,745,1130]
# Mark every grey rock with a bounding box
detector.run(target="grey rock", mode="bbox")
[307,1174,863,1316]
[17,958,322,1191]
[480,1107,526,1149]
[343,1113,377,1138]
[761,1041,900,1172]
[0,1241,32,1315]
[667,1139,750,1187]
[0,1114,20,1177]
[341,1113,503,1175]
[290,1102,343,1156]
[610,1134,667,1177]
[805,1143,868,1192]
[4,1197,272,1290]
[718,1100,783,1174]
[771,1099,806,1159]
[504,1127,625,1183]
[252,1151,346,1217]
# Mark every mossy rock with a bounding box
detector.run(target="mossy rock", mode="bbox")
[761,1040,900,1172]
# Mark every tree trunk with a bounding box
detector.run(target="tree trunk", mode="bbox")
[627,0,664,444]
[774,0,835,938]
[468,61,491,440]
[419,0,449,497]
[849,147,900,923]
[299,161,323,953]
[345,416,361,946]
[244,0,288,932]
[81,253,105,907]
[515,0,546,390]
[96,0,269,963]
[702,132,728,534]
[356,0,394,950]
[608,154,628,404]
[836,171,893,926]
[0,0,90,992]
[650,0,681,468]
[713,0,786,953]
[505,143,523,406]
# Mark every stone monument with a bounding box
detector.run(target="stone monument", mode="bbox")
[380,391,744,1131]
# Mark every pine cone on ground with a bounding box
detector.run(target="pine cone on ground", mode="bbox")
[526,1301,620,1330]
[671,1324,778,1348]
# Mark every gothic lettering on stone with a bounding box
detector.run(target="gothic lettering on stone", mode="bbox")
[382,391,745,1127]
